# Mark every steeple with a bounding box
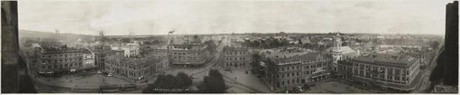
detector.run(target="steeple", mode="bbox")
[99,30,104,37]
[331,32,343,71]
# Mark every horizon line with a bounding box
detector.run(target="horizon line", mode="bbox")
[19,29,445,36]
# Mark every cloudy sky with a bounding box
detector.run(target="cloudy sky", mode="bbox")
[18,0,449,35]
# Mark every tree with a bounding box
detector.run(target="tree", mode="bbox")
[143,73,194,93]
[250,53,263,75]
[342,42,348,46]
[176,72,193,89]
[204,40,216,52]
[198,69,226,93]
[153,40,161,44]
[121,38,131,43]
[430,41,440,49]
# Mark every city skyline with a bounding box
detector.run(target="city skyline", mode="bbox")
[19,0,448,35]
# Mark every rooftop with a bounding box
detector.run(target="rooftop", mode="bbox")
[267,52,328,65]
[169,43,207,50]
[353,54,419,67]
[38,45,91,54]
[223,46,249,51]
[105,53,162,67]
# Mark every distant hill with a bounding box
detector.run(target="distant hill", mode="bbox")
[19,30,95,42]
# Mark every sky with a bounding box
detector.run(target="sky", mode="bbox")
[18,0,450,35]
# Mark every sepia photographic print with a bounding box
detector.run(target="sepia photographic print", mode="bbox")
[1,0,459,94]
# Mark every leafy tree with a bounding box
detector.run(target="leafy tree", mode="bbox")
[342,42,348,46]
[153,40,161,44]
[143,72,194,93]
[176,72,193,89]
[204,40,217,52]
[430,41,440,49]
[121,38,131,43]
[198,69,226,93]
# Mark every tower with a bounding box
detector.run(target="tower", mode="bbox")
[331,32,343,71]
[55,29,61,41]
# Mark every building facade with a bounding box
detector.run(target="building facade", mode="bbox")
[33,45,96,74]
[221,46,252,69]
[123,41,141,58]
[104,53,161,79]
[338,54,421,91]
[262,48,332,91]
[167,44,211,68]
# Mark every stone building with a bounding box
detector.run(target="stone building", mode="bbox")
[104,52,162,79]
[220,46,252,69]
[167,43,211,68]
[338,54,421,91]
[32,45,95,74]
[262,47,332,91]
[123,41,141,58]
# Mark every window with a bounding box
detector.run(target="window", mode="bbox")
[395,69,400,75]
[388,68,393,75]
[387,75,392,80]
[380,73,385,79]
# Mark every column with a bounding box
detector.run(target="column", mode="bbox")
[2,1,20,92]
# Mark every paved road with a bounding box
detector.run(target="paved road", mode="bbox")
[190,36,227,76]
[413,42,444,93]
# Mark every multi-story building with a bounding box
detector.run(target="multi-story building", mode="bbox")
[325,33,360,71]
[123,41,141,58]
[338,54,421,91]
[262,47,332,91]
[32,45,96,75]
[220,46,252,69]
[167,43,211,68]
[104,51,162,79]
[93,44,111,71]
